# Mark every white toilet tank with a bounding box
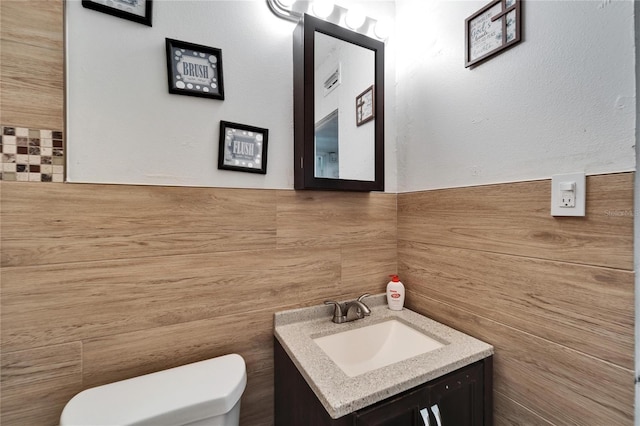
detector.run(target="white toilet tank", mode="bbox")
[60,354,246,426]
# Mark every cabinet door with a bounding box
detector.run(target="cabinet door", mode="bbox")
[355,387,429,426]
[426,362,484,426]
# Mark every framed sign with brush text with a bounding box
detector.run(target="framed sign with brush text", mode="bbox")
[166,38,224,100]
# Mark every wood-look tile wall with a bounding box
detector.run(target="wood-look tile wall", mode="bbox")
[3,177,633,426]
[0,0,64,131]
[0,182,397,425]
[398,173,635,425]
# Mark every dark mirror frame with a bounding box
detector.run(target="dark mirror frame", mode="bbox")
[293,14,385,192]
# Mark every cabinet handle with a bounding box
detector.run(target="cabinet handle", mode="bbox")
[431,404,442,426]
[419,408,430,426]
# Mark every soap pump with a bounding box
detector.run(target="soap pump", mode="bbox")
[386,275,405,311]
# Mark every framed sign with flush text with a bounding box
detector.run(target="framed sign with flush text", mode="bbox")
[218,121,268,174]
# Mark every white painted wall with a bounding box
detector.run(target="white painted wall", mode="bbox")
[66,0,396,191]
[395,0,636,192]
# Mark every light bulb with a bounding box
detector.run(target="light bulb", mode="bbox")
[312,0,334,18]
[345,7,366,30]
[373,18,390,39]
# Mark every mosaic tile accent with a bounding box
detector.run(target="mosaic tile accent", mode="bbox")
[1,126,64,183]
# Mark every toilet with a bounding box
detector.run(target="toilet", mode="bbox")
[60,354,246,426]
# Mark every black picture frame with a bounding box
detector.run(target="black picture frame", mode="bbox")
[356,85,375,126]
[465,0,522,68]
[82,0,153,27]
[218,121,268,174]
[165,38,224,100]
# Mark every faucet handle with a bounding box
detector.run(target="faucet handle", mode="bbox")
[324,300,345,323]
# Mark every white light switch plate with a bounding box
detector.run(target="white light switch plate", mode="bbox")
[551,172,586,217]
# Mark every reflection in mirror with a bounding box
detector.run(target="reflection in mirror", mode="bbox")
[314,33,375,181]
[315,109,339,178]
[294,14,384,191]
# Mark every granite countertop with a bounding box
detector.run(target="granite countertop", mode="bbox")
[274,294,494,419]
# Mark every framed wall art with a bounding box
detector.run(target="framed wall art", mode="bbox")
[165,38,224,100]
[356,85,375,126]
[465,0,521,68]
[218,121,268,174]
[82,0,153,26]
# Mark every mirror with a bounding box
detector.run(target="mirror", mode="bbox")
[294,14,384,191]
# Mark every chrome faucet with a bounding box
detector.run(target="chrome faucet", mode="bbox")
[324,294,371,324]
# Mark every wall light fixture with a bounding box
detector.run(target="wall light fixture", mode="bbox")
[265,0,390,40]
[312,0,335,19]
[345,6,366,30]
[266,0,302,22]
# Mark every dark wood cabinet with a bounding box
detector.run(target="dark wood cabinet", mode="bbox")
[355,361,485,426]
[275,338,492,426]
[355,386,428,426]
[424,362,485,426]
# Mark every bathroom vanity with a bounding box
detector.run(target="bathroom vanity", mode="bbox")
[274,296,494,425]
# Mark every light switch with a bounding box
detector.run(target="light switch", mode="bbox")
[551,173,585,217]
[559,181,576,208]
[558,182,575,192]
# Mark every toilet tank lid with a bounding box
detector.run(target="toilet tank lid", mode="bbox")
[60,354,247,426]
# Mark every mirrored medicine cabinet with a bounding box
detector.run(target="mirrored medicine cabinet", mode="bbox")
[293,14,385,191]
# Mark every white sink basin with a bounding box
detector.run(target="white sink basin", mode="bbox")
[313,319,445,377]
